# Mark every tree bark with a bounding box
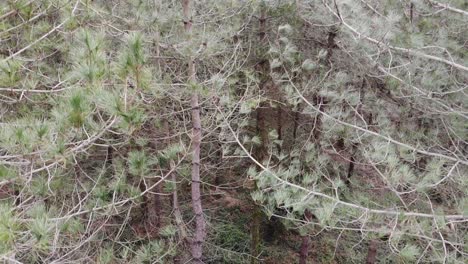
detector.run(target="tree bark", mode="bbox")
[182,0,205,263]
[251,5,268,264]
[299,210,313,264]
[293,106,300,144]
[276,105,282,153]
[366,240,378,264]
[299,235,310,264]
[312,96,326,144]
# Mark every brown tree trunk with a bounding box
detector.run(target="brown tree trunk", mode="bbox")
[182,0,205,263]
[292,102,306,149]
[345,79,366,186]
[276,105,282,153]
[251,5,269,264]
[366,240,378,264]
[299,210,313,264]
[325,28,337,64]
[190,86,205,264]
[299,235,310,264]
[250,204,262,264]
[251,101,267,264]
[312,96,326,144]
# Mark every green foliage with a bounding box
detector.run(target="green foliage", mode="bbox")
[398,244,421,263]
[133,240,167,263]
[68,92,88,127]
[60,218,84,235]
[301,59,317,71]
[0,203,18,254]
[116,32,151,90]
[97,247,115,264]
[128,150,151,176]
[0,60,22,86]
[0,165,14,180]
[0,0,466,262]
[215,224,250,252]
[29,215,52,253]
[159,224,177,238]
[158,143,184,166]
[211,223,251,263]
[120,107,146,133]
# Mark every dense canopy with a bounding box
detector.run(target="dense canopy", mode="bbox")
[0,0,467,263]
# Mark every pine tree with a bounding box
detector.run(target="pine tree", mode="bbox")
[0,0,466,263]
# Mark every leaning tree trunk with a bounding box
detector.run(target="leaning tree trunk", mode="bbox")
[182,0,206,263]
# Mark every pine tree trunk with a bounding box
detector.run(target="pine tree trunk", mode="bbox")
[182,0,205,262]
[292,103,301,145]
[312,96,326,144]
[251,5,269,264]
[299,235,310,264]
[190,88,205,263]
[251,101,266,264]
[250,205,262,264]
[299,210,313,264]
[276,106,282,153]
[366,240,378,264]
